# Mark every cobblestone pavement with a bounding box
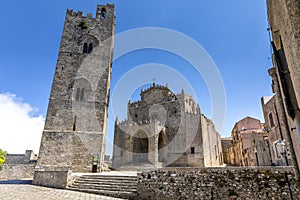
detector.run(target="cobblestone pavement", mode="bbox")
[0,184,123,200]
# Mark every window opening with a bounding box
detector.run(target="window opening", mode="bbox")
[80,88,85,101]
[88,43,93,53]
[191,147,195,154]
[76,88,81,100]
[100,8,106,19]
[269,113,275,127]
[73,116,77,131]
[83,43,88,53]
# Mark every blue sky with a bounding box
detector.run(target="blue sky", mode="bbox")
[0,0,273,154]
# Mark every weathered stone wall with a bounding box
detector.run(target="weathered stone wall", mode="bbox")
[248,132,271,166]
[33,170,72,189]
[267,0,300,110]
[0,164,35,180]
[267,0,300,174]
[261,94,293,166]
[201,115,223,167]
[5,155,28,164]
[221,138,232,164]
[5,150,37,165]
[37,131,103,172]
[36,4,115,173]
[137,167,300,200]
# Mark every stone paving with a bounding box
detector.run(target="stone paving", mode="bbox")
[0,181,123,200]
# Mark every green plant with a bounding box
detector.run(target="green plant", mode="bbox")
[0,149,6,165]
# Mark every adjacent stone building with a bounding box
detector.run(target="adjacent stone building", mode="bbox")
[5,150,37,165]
[112,83,223,169]
[35,4,115,173]
[267,0,300,175]
[261,94,293,166]
[221,137,232,165]
[225,117,271,166]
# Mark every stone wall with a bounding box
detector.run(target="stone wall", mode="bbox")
[267,0,300,174]
[261,94,293,166]
[37,131,103,173]
[221,138,232,164]
[33,170,72,189]
[5,150,37,164]
[137,167,300,200]
[0,164,35,180]
[201,115,223,167]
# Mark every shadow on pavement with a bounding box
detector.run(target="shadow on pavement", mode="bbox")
[0,180,33,184]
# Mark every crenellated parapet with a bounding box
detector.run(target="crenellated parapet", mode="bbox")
[66,4,115,19]
[140,82,171,95]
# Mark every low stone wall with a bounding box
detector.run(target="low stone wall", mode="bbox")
[32,170,72,189]
[0,164,35,180]
[137,167,300,200]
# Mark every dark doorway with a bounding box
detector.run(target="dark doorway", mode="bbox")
[158,131,166,162]
[133,131,148,163]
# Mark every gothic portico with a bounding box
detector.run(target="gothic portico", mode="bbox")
[112,83,223,169]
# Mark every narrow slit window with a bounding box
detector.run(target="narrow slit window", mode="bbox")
[88,43,93,53]
[269,113,275,127]
[83,43,88,53]
[73,116,77,131]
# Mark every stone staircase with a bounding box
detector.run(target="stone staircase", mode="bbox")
[68,173,137,199]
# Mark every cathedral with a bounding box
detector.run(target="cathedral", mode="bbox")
[113,83,223,169]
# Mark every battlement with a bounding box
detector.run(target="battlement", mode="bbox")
[140,82,171,95]
[66,4,115,19]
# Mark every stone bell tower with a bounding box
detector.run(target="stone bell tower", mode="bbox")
[36,4,115,172]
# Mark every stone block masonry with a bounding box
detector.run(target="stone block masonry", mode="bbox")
[0,164,35,180]
[33,170,72,189]
[35,4,115,175]
[137,167,300,199]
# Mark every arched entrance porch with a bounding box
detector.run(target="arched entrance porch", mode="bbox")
[132,131,149,163]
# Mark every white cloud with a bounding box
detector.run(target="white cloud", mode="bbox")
[0,93,44,154]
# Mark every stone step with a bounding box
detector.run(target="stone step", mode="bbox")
[68,173,138,199]
[74,180,137,186]
[78,176,137,181]
[69,186,136,193]
[68,187,137,199]
[76,178,137,183]
[72,182,137,190]
[74,177,137,182]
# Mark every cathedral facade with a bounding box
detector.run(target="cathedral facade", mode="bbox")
[113,83,223,169]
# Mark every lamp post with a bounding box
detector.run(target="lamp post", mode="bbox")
[277,140,288,166]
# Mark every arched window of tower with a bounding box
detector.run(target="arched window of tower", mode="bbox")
[100,8,107,19]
